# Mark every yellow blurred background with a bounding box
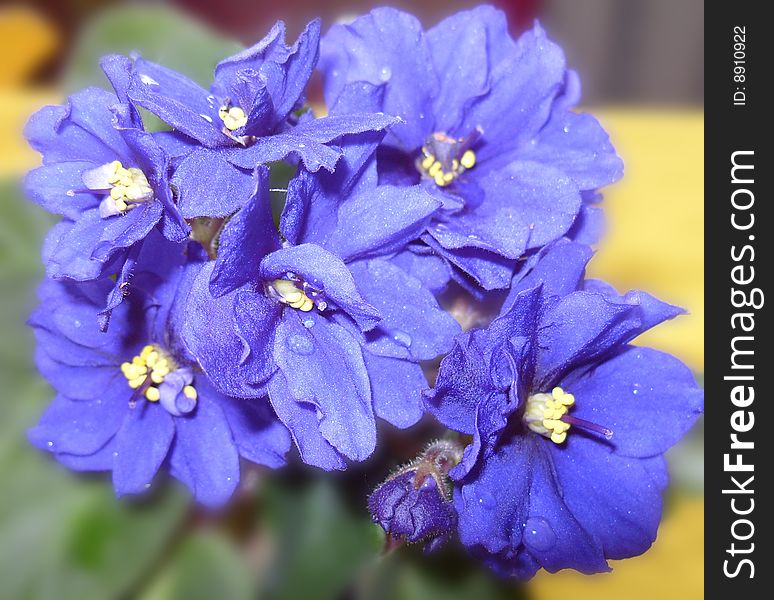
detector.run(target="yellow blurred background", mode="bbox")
[0,4,702,600]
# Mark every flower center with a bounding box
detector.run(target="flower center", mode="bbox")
[81,160,153,218]
[417,130,480,187]
[266,278,327,312]
[524,387,613,444]
[219,104,248,131]
[120,345,197,415]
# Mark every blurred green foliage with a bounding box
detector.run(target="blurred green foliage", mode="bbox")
[64,5,243,92]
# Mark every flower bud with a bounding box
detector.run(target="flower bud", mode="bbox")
[368,439,463,551]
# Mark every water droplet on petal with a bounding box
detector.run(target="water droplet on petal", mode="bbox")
[288,334,314,355]
[523,517,557,551]
[302,318,315,328]
[47,441,54,448]
[144,483,151,489]
[66,189,75,197]
[563,125,570,133]
[140,74,159,86]
[391,329,412,348]
[477,490,496,509]
[379,66,392,81]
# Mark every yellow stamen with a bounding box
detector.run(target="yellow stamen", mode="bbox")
[418,134,478,188]
[460,150,476,169]
[219,105,248,131]
[121,345,197,407]
[270,279,321,313]
[524,387,575,444]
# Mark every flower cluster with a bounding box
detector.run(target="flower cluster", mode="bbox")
[25,6,702,578]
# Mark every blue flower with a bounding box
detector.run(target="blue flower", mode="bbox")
[27,237,290,507]
[182,134,461,470]
[24,56,190,324]
[424,240,703,578]
[368,440,461,551]
[320,7,623,289]
[124,18,397,191]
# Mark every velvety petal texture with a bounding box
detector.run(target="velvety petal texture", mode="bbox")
[427,241,703,578]
[182,133,455,469]
[28,242,288,507]
[320,7,623,289]
[23,72,189,319]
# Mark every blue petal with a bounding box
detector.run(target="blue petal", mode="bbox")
[128,57,225,147]
[171,149,252,219]
[215,387,291,468]
[25,87,131,165]
[427,6,508,133]
[267,370,347,470]
[535,293,634,386]
[518,444,609,575]
[390,245,452,295]
[113,402,175,496]
[454,435,531,556]
[292,113,397,146]
[45,204,163,281]
[549,434,666,561]
[215,20,321,127]
[320,7,438,150]
[222,132,341,172]
[515,110,623,191]
[34,348,120,400]
[503,239,592,312]
[210,166,281,296]
[100,54,137,112]
[429,161,582,259]
[327,81,386,118]
[272,312,375,462]
[182,263,279,397]
[259,243,380,331]
[560,346,704,457]
[55,437,119,472]
[24,161,101,219]
[231,114,397,175]
[460,23,567,162]
[279,131,386,245]
[422,234,516,291]
[168,397,240,507]
[584,281,686,333]
[153,130,199,160]
[325,185,441,262]
[28,390,126,456]
[362,352,426,429]
[31,277,135,354]
[567,204,605,245]
[348,258,459,360]
[424,329,494,436]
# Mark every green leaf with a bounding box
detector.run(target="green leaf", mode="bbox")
[141,531,255,600]
[63,5,243,92]
[262,477,383,600]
